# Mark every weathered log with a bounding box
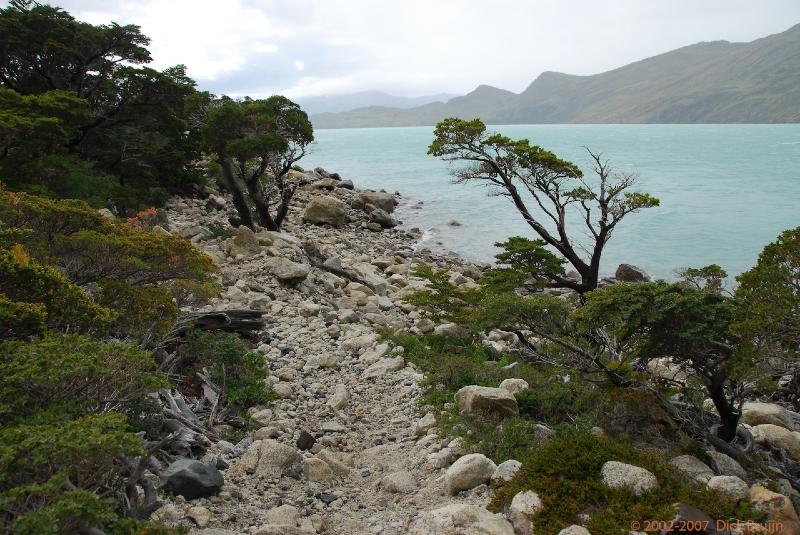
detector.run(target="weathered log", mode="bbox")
[159,309,268,350]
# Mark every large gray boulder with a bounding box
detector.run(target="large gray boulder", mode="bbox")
[615,263,651,282]
[742,402,794,430]
[264,257,309,284]
[707,475,749,501]
[707,451,746,479]
[751,424,800,459]
[236,439,303,478]
[161,459,223,500]
[669,455,714,485]
[228,225,262,257]
[369,207,397,228]
[600,461,658,496]
[409,504,514,535]
[445,453,497,495]
[356,191,398,213]
[455,385,519,417]
[303,195,348,227]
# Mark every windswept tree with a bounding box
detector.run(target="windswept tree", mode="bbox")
[428,118,659,293]
[203,96,313,231]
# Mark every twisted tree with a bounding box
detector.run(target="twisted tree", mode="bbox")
[428,118,659,293]
[203,96,313,231]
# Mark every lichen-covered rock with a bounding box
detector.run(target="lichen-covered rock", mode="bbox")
[434,322,470,339]
[499,378,529,395]
[558,526,591,535]
[509,490,543,515]
[742,402,794,430]
[491,459,522,483]
[236,439,303,478]
[600,461,658,496]
[303,195,348,227]
[669,455,714,485]
[751,424,800,459]
[445,453,497,495]
[263,257,309,284]
[706,475,749,501]
[749,485,800,534]
[707,451,747,479]
[409,504,514,535]
[185,506,212,527]
[455,385,519,417]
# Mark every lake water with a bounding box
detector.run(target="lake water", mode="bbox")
[302,125,800,281]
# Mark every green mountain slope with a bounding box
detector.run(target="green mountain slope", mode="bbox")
[310,23,800,128]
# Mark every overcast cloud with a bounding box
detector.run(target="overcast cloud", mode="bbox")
[46,0,800,98]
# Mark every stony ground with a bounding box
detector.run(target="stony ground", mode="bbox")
[151,177,518,534]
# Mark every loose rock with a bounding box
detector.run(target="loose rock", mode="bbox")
[600,461,658,496]
[160,459,223,500]
[445,453,497,495]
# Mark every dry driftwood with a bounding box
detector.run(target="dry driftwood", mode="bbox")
[160,309,268,347]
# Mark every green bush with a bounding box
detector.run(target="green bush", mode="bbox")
[0,333,166,425]
[0,295,45,340]
[0,413,177,534]
[97,280,180,344]
[490,431,763,535]
[0,245,114,335]
[0,189,218,292]
[178,330,272,409]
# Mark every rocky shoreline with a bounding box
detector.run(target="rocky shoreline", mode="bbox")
[153,169,524,534]
[148,168,800,535]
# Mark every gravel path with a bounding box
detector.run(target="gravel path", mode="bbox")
[153,183,503,534]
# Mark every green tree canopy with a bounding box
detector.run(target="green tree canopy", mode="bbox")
[0,2,205,210]
[204,96,313,230]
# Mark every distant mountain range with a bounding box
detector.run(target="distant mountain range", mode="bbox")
[294,91,459,115]
[310,23,800,128]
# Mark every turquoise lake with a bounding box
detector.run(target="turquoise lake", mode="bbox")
[302,125,800,281]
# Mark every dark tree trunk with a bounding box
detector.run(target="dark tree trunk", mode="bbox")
[244,177,278,231]
[707,376,740,442]
[219,158,255,230]
[273,186,295,231]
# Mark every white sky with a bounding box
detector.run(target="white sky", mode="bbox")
[43,0,800,98]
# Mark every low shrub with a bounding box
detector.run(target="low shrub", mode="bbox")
[97,280,180,345]
[0,295,45,340]
[490,431,763,535]
[177,330,272,409]
[0,245,114,335]
[0,333,166,424]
